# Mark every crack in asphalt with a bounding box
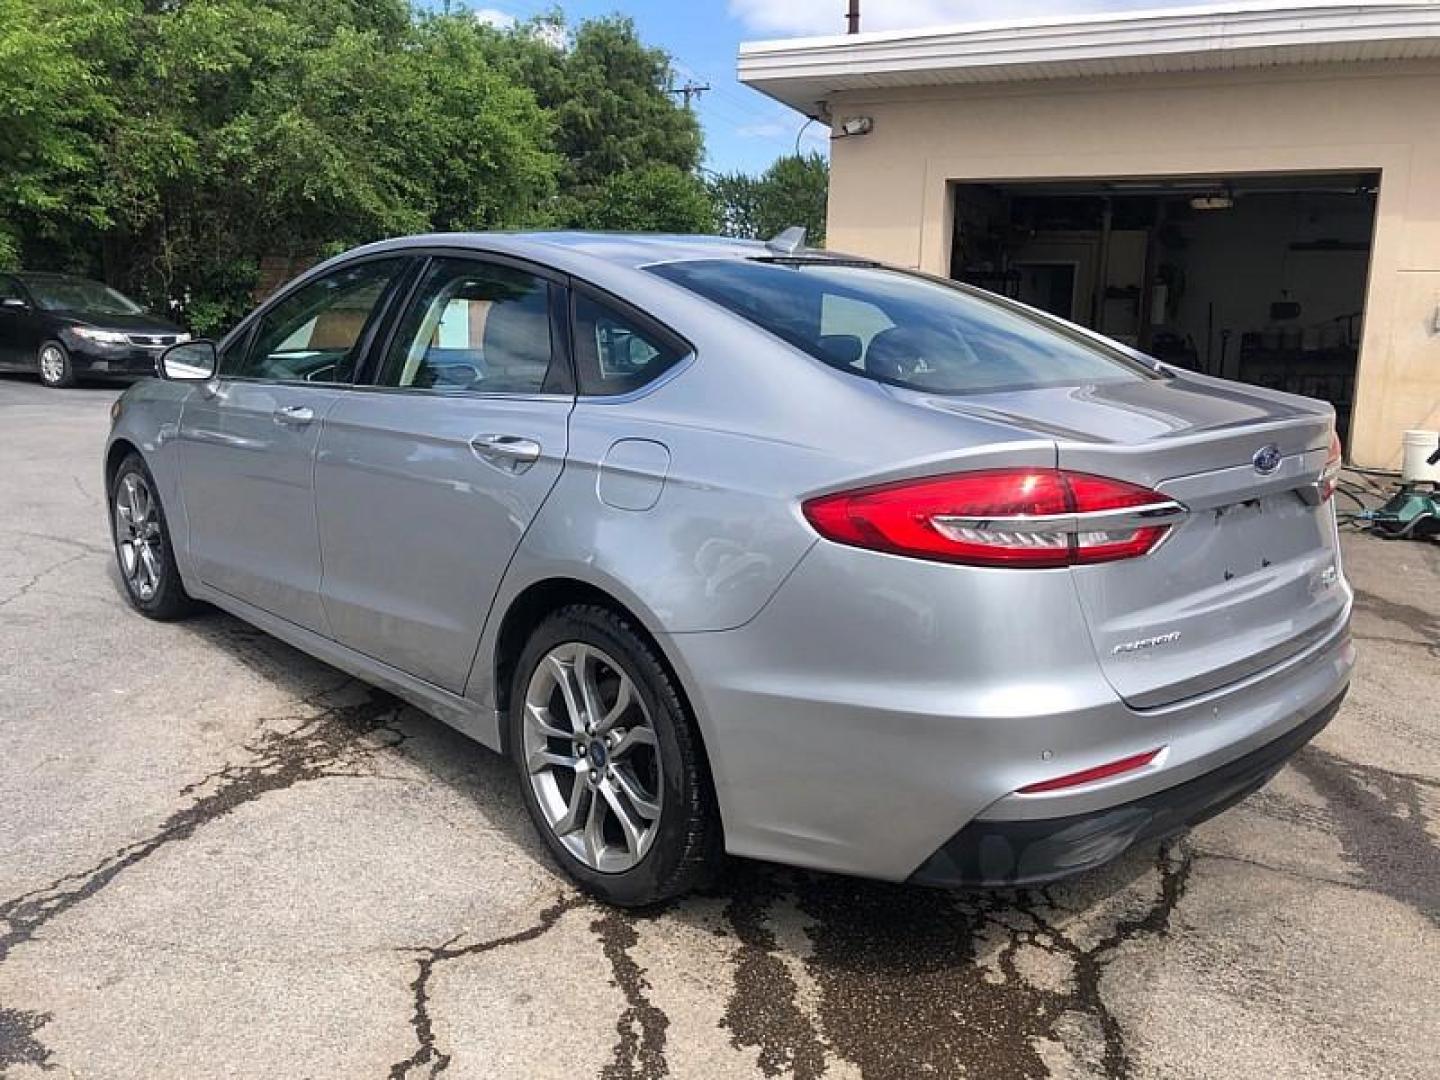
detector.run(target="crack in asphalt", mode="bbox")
[1290,746,1440,926]
[0,552,89,609]
[0,687,404,1073]
[387,895,584,1080]
[595,909,671,1080]
[0,1005,54,1073]
[388,901,676,1080]
[1189,847,1380,896]
[1025,845,1193,1078]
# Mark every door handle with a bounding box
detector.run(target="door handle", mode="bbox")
[273,405,315,427]
[470,434,542,473]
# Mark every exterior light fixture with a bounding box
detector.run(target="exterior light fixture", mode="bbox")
[838,116,873,137]
[1190,193,1234,211]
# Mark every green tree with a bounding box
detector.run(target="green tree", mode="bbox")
[0,0,129,268]
[580,164,715,234]
[97,0,559,333]
[0,1,708,334]
[479,14,705,226]
[708,171,761,240]
[711,152,829,246]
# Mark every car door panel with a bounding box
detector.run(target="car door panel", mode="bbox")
[315,392,570,692]
[312,255,572,694]
[179,383,343,632]
[176,256,409,633]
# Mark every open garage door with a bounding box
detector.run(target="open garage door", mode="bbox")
[951,173,1378,440]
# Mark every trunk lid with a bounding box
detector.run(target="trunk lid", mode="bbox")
[903,374,1349,708]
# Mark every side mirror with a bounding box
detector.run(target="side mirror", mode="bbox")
[158,339,217,381]
[1,297,27,310]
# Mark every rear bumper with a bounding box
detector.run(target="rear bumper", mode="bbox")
[908,687,1346,887]
[665,540,1355,884]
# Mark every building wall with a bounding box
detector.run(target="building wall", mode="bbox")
[824,61,1440,468]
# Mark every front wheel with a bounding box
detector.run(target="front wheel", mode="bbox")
[509,604,722,906]
[38,341,74,388]
[109,453,198,620]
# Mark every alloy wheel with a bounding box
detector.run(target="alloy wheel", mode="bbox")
[39,346,66,385]
[522,642,663,873]
[114,472,163,601]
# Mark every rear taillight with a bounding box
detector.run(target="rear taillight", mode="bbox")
[802,468,1185,568]
[1320,432,1342,502]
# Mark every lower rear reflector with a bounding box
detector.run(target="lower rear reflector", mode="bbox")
[1017,748,1163,794]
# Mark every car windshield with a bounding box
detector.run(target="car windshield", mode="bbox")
[26,278,144,315]
[648,259,1155,395]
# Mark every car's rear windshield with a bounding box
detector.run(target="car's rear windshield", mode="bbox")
[25,278,143,316]
[647,259,1155,395]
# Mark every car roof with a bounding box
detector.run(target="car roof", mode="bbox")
[13,271,99,284]
[343,231,851,272]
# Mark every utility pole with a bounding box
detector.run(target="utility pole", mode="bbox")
[846,0,860,34]
[667,81,710,109]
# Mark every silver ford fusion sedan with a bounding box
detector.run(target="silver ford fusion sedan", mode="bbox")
[105,232,1353,905]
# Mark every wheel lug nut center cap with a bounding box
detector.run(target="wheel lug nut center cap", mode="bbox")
[587,741,609,769]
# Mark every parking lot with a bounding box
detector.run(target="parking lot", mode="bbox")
[0,374,1436,1080]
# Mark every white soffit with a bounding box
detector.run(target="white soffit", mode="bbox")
[737,1,1440,114]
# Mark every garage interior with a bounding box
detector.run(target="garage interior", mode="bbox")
[950,173,1378,440]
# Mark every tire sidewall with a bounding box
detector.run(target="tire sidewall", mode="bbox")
[109,453,191,619]
[508,606,708,906]
[38,341,73,388]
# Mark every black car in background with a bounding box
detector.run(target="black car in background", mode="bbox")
[0,272,187,388]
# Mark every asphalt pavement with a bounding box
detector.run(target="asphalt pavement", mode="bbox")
[1,374,1436,1079]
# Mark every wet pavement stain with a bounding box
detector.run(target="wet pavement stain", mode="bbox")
[1351,588,1440,657]
[1290,746,1440,926]
[710,843,1194,1080]
[388,895,584,1080]
[796,877,1059,1080]
[595,909,671,1080]
[0,1006,53,1073]
[0,687,403,1072]
[719,866,827,1080]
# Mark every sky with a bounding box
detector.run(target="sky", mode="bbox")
[464,1,1219,174]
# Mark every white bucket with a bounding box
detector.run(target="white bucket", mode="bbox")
[1401,429,1440,483]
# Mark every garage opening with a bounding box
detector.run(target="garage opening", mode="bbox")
[950,173,1378,440]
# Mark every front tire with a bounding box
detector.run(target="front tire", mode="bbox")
[109,453,197,620]
[509,604,721,906]
[37,341,75,388]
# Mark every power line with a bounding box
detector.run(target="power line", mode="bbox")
[666,80,711,109]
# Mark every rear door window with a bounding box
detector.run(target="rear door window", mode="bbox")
[649,259,1154,394]
[377,258,559,395]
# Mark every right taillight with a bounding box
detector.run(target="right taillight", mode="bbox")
[1320,432,1342,501]
[802,468,1186,568]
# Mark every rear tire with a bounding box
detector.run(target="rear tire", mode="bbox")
[509,604,722,906]
[37,341,74,388]
[109,452,198,620]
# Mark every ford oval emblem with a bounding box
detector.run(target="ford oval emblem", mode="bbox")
[1252,444,1282,475]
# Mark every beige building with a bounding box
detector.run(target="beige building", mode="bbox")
[739,1,1440,469]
